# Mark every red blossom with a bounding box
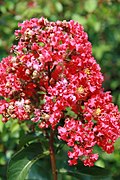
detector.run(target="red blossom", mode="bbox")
[0,17,120,167]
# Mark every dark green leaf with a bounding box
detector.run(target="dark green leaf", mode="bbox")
[19,132,40,148]
[60,161,112,180]
[7,143,49,180]
[28,157,52,180]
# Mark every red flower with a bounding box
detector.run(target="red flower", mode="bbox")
[0,17,120,167]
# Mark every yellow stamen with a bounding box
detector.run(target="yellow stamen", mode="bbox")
[77,86,84,94]
[41,113,50,120]
[95,108,101,116]
[84,68,90,75]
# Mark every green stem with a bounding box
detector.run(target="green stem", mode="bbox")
[49,129,57,180]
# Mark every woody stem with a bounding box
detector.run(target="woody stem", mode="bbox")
[49,129,57,180]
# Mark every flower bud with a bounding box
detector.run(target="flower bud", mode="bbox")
[32,70,39,79]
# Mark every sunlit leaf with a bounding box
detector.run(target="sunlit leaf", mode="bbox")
[84,0,97,13]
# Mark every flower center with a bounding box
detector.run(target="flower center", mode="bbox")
[77,86,84,94]
[84,68,90,75]
[95,108,101,116]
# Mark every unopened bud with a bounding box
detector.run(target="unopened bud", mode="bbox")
[32,70,39,78]
[8,105,14,110]
[2,117,8,123]
[41,113,50,120]
[50,78,55,85]
[11,67,16,71]
[25,99,31,104]
[6,82,11,87]
[11,114,17,118]
[11,57,16,63]
[25,28,33,36]
[23,114,29,119]
[20,92,25,97]
[25,104,31,112]
[25,69,31,75]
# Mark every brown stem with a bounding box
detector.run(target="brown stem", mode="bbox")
[49,129,57,180]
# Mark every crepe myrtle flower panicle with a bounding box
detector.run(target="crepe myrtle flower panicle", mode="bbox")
[0,17,120,167]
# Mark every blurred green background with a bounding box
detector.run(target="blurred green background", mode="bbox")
[0,0,120,179]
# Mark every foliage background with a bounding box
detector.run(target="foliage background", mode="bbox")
[0,0,120,179]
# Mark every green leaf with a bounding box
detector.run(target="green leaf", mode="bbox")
[65,107,77,118]
[0,115,4,132]
[40,99,46,105]
[72,14,86,26]
[28,157,52,179]
[38,42,45,47]
[59,161,112,180]
[19,133,40,148]
[110,80,119,90]
[10,121,20,133]
[7,143,49,180]
[84,0,97,13]
[55,2,63,13]
[37,91,46,95]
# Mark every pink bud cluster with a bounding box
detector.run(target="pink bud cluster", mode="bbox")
[0,17,120,166]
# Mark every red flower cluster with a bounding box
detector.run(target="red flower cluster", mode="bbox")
[0,17,120,166]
